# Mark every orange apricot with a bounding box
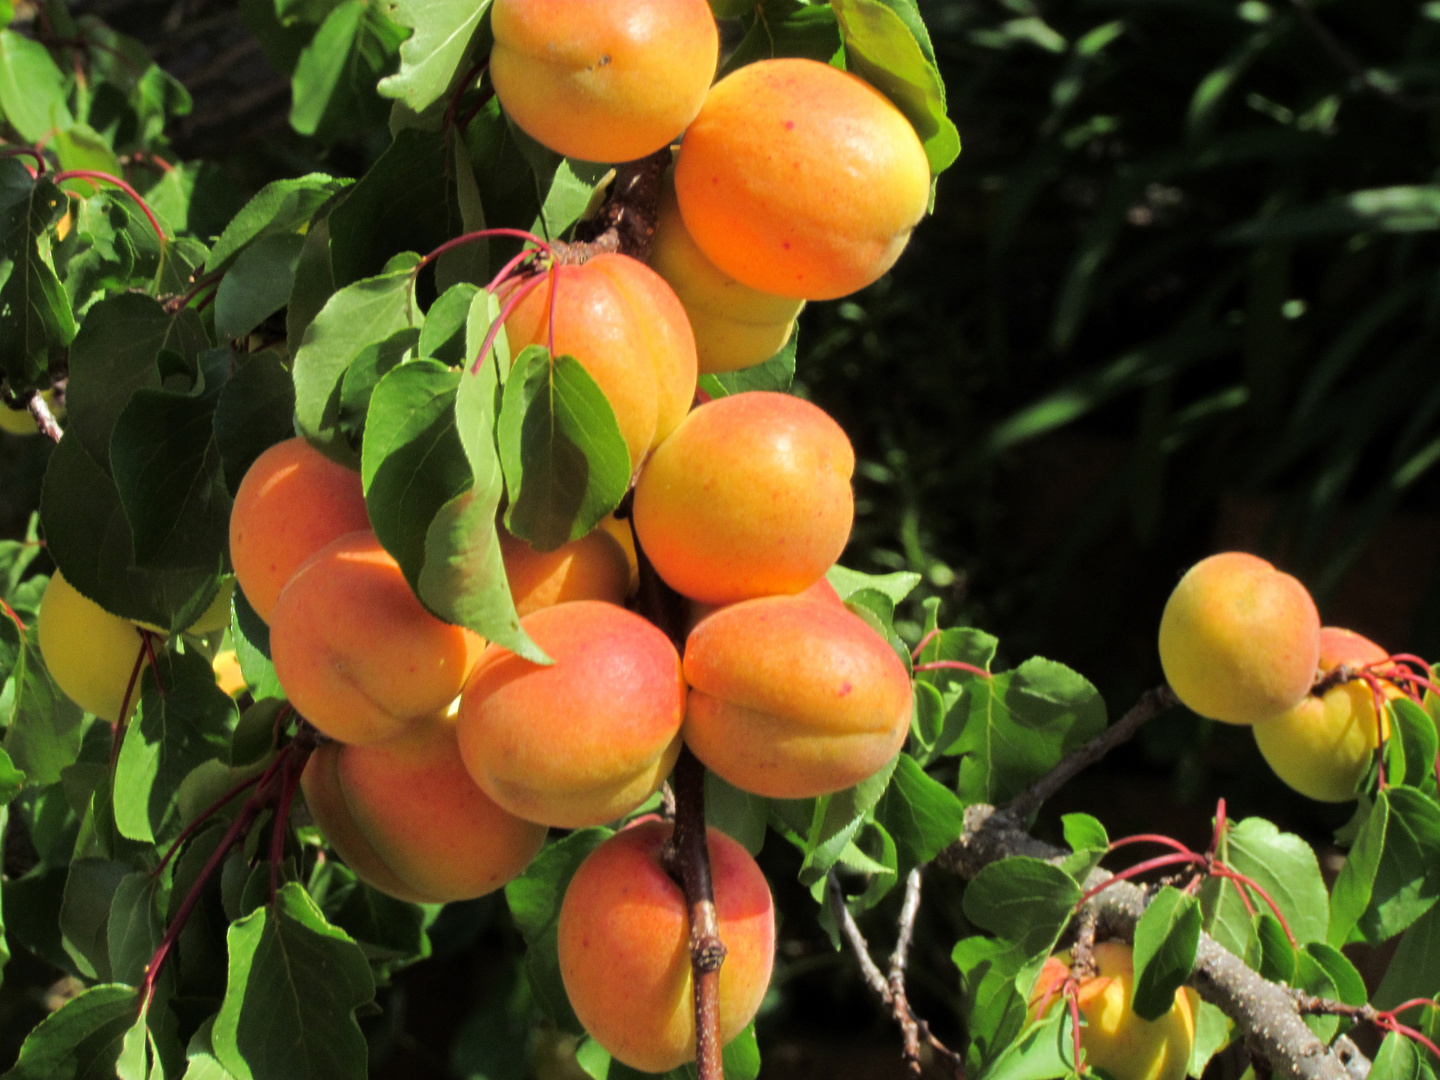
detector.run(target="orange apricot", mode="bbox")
[1030,943,1197,1080]
[301,712,547,902]
[632,391,854,604]
[1157,552,1321,725]
[1253,627,1399,802]
[501,254,698,469]
[270,531,481,746]
[649,170,803,373]
[229,437,371,622]
[683,593,911,798]
[557,820,774,1072]
[457,601,686,828]
[500,526,630,616]
[674,58,931,300]
[489,0,718,164]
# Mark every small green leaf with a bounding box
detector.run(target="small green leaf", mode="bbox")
[212,882,375,1080]
[1131,886,1200,1021]
[827,565,922,606]
[212,351,297,496]
[418,282,480,364]
[0,162,75,389]
[290,0,405,143]
[0,30,73,142]
[1,615,88,787]
[705,771,768,855]
[797,755,898,884]
[697,325,798,398]
[1249,911,1296,983]
[205,174,351,275]
[962,856,1079,957]
[875,753,966,866]
[1375,903,1440,1010]
[497,346,630,552]
[377,0,491,113]
[214,232,306,341]
[4,983,140,1080]
[60,858,130,980]
[1060,812,1108,883]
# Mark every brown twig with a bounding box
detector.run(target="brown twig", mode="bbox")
[570,148,671,262]
[27,391,63,442]
[660,749,726,1080]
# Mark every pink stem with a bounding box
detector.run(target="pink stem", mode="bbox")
[487,248,540,293]
[1210,866,1295,946]
[50,170,166,247]
[109,640,149,768]
[1077,852,1205,906]
[152,770,265,878]
[1108,834,1197,857]
[0,146,46,173]
[416,228,553,274]
[912,660,993,679]
[911,629,941,662]
[0,598,26,631]
[472,273,546,375]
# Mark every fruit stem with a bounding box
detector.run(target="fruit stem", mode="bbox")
[471,272,546,375]
[660,748,726,1080]
[416,228,554,275]
[268,744,310,902]
[50,170,166,248]
[152,768,265,879]
[1107,834,1196,857]
[0,598,26,631]
[164,270,224,314]
[1077,851,1205,907]
[441,58,489,134]
[912,659,993,678]
[109,639,150,769]
[0,146,46,173]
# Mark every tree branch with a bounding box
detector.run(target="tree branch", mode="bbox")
[27,390,63,442]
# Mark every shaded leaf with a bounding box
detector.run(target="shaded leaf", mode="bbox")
[1131,886,1200,1021]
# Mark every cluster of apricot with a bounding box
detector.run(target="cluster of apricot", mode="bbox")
[1158,552,1427,802]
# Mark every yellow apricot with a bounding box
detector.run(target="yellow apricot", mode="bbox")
[500,527,629,616]
[457,601,685,828]
[632,391,854,604]
[303,713,547,902]
[674,58,931,300]
[597,514,639,595]
[649,171,803,374]
[1030,943,1197,1080]
[270,531,482,746]
[1253,627,1399,802]
[683,593,911,798]
[229,437,372,623]
[490,0,718,163]
[37,571,145,721]
[212,649,246,697]
[558,820,774,1072]
[1158,552,1321,725]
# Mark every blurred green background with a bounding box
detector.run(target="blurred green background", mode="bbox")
[2,0,1437,1074]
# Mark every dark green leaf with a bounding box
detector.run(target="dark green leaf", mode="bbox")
[60,858,130,980]
[108,871,167,985]
[213,351,297,496]
[1249,911,1296,984]
[4,983,140,1080]
[211,882,375,1080]
[1329,787,1440,946]
[214,232,306,341]
[418,282,480,365]
[377,0,490,113]
[231,586,285,700]
[1131,886,1200,1021]
[1,615,88,787]
[722,1,844,75]
[289,0,405,144]
[287,211,336,353]
[963,856,1079,955]
[205,174,350,275]
[952,935,1031,1074]
[796,755,898,884]
[705,771,768,855]
[874,753,965,866]
[496,346,630,551]
[1223,186,1440,244]
[0,162,75,389]
[1375,903,1440,1010]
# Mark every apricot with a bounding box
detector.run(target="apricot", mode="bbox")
[457,601,685,828]
[270,531,481,746]
[500,526,629,616]
[685,571,844,631]
[632,392,854,605]
[37,570,145,721]
[1030,943,1197,1080]
[489,0,718,164]
[1157,552,1321,725]
[674,58,931,300]
[212,649,246,696]
[1253,628,1398,802]
[557,820,774,1072]
[301,712,547,903]
[501,254,698,469]
[229,437,371,623]
[682,593,911,798]
[649,171,803,374]
[597,514,640,595]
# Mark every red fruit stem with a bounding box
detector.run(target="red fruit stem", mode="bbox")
[910,629,941,661]
[1067,985,1084,1074]
[50,170,166,247]
[0,146,46,173]
[168,270,224,313]
[0,598,26,631]
[1358,671,1390,791]
[1384,999,1440,1018]
[152,769,265,878]
[1206,798,1228,861]
[1209,866,1296,945]
[1107,834,1197,857]
[140,629,164,692]
[911,659,993,679]
[109,640,150,769]
[416,227,554,274]
[471,272,546,375]
[441,58,489,134]
[268,746,309,901]
[487,248,542,293]
[1077,851,1205,907]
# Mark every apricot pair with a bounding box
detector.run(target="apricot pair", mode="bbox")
[558,820,774,1073]
[1030,943,1197,1080]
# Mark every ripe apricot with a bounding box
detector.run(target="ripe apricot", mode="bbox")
[212,649,246,696]
[1157,552,1320,725]
[301,712,547,902]
[37,570,145,721]
[457,601,685,828]
[649,171,803,374]
[1253,628,1398,802]
[500,526,629,616]
[270,531,481,746]
[683,593,911,798]
[597,514,639,595]
[1030,943,1196,1080]
[674,58,931,300]
[489,0,718,164]
[501,254,698,469]
[229,437,371,623]
[632,392,854,605]
[557,820,774,1072]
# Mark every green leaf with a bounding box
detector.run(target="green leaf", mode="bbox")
[1390,700,1439,795]
[496,346,631,552]
[108,871,167,985]
[796,755,899,884]
[4,983,140,1080]
[1,615,88,787]
[287,211,336,353]
[962,856,1079,956]
[212,351,297,496]
[1130,886,1200,1021]
[418,282,480,365]
[60,857,130,980]
[874,753,965,866]
[1249,911,1296,984]
[1375,902,1440,1010]
[214,232,306,341]
[696,325,798,398]
[212,882,375,1080]
[978,1009,1074,1080]
[506,829,612,1032]
[182,1019,243,1080]
[705,771,768,855]
[1059,813,1108,884]
[377,0,490,112]
[830,0,960,174]
[1369,1032,1436,1080]
[64,293,208,473]
[1295,943,1367,1043]
[949,657,1107,806]
[113,649,237,843]
[722,1,844,75]
[0,162,75,389]
[952,935,1032,1074]
[0,29,72,142]
[206,174,350,275]
[291,252,421,462]
[1206,817,1330,948]
[415,294,544,662]
[289,0,405,143]
[827,565,922,606]
[361,358,467,585]
[1329,787,1440,946]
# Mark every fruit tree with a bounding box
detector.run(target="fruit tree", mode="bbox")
[0,2,1437,1080]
